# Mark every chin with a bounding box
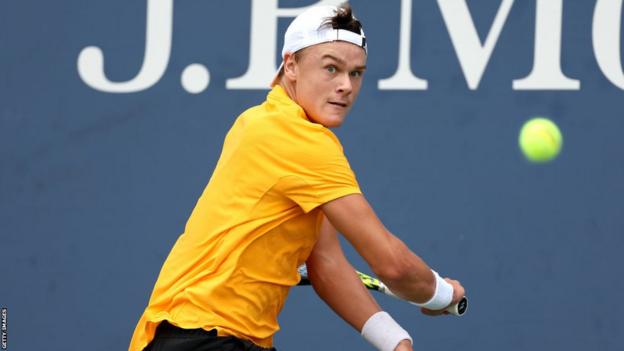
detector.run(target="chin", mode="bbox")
[321,115,345,128]
[309,112,345,128]
[324,111,348,127]
[323,119,344,128]
[316,120,342,128]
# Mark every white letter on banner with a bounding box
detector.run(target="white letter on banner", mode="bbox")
[513,0,580,90]
[226,0,343,90]
[437,0,514,90]
[77,0,173,93]
[378,0,428,90]
[593,0,624,90]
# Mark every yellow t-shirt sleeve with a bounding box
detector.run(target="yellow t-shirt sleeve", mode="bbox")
[273,132,362,213]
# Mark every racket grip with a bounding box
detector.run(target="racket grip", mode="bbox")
[445,296,468,316]
[382,286,468,316]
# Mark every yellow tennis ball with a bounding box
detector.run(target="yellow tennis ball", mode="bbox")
[518,117,563,163]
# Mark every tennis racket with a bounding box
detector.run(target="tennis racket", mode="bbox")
[297,265,468,316]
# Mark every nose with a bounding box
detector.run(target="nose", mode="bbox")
[336,73,353,95]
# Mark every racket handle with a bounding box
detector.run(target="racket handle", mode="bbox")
[381,285,468,316]
[445,296,468,316]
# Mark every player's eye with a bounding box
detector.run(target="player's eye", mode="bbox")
[350,70,363,78]
[326,65,337,74]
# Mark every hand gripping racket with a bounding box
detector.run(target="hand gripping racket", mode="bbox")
[297,265,468,316]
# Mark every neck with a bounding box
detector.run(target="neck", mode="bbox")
[276,79,298,105]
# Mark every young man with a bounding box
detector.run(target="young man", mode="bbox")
[129,4,465,351]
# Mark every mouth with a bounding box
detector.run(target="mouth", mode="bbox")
[328,101,348,108]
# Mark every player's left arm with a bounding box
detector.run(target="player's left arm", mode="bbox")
[306,215,413,351]
[305,215,382,332]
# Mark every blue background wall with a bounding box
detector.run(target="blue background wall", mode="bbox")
[1,0,623,350]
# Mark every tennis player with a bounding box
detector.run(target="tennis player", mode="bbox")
[129,3,465,351]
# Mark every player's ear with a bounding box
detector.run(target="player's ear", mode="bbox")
[283,52,298,81]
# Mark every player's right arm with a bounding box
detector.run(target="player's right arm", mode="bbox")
[321,193,465,308]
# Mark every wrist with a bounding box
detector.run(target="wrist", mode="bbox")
[361,311,412,351]
[415,270,454,310]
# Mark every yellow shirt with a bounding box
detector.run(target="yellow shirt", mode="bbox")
[129,86,361,350]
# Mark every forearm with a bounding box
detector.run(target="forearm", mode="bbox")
[306,249,381,331]
[376,236,435,304]
[321,194,436,303]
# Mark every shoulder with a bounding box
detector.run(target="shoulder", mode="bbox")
[243,106,340,145]
[230,102,348,169]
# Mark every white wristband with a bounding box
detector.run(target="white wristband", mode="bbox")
[361,311,412,351]
[414,270,454,310]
